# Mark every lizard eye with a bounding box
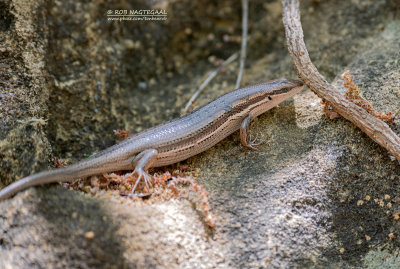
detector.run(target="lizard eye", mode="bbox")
[268,96,272,101]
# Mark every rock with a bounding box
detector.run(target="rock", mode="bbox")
[1,0,399,268]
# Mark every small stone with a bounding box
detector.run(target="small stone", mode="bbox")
[124,39,135,49]
[84,231,95,239]
[184,28,192,35]
[83,186,91,193]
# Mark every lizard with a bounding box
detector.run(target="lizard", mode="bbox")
[0,78,304,201]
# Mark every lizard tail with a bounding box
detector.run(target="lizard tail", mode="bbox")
[0,167,82,201]
[0,149,135,201]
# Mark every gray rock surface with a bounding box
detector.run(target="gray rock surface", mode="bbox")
[1,0,399,268]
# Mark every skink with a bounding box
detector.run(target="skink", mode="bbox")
[0,78,303,201]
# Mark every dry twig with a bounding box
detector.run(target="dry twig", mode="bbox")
[281,0,400,161]
[235,0,249,89]
[184,0,249,113]
[183,52,238,114]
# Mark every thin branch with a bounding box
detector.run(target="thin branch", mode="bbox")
[184,0,248,114]
[183,52,238,114]
[235,0,248,89]
[281,0,400,162]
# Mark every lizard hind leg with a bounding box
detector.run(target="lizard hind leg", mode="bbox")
[129,149,158,193]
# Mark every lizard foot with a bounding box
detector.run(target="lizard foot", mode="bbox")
[130,168,153,193]
[247,133,263,150]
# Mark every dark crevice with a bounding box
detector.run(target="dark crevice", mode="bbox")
[0,2,14,31]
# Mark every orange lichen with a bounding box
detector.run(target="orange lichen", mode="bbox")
[54,157,67,168]
[114,129,132,140]
[321,100,339,119]
[168,176,217,228]
[342,71,395,123]
[65,165,217,228]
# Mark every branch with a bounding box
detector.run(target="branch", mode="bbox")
[184,0,248,113]
[235,0,248,89]
[281,0,400,162]
[183,52,238,114]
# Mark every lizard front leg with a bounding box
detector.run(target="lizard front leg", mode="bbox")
[240,114,262,150]
[130,149,158,192]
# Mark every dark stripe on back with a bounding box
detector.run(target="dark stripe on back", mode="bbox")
[156,90,273,154]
